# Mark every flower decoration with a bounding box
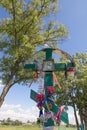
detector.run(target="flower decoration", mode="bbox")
[48,103,52,109]
[47,86,54,94]
[36,94,45,102]
[37,102,43,117]
[37,102,42,108]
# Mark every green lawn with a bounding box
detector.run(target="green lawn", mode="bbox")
[0,125,41,130]
[0,125,77,130]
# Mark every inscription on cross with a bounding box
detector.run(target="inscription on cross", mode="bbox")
[24,48,75,128]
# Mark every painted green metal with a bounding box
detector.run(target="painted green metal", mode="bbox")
[24,62,75,71]
[30,89,38,103]
[44,73,53,88]
[54,62,75,71]
[24,48,74,128]
[30,49,69,125]
[30,89,69,124]
[24,64,36,70]
[42,99,69,124]
[60,110,69,124]
[45,48,53,60]
[67,62,75,68]
[43,48,55,127]
[54,63,66,71]
[44,118,54,127]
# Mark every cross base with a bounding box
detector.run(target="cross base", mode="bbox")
[43,126,54,130]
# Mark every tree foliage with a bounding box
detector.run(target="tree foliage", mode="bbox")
[0,0,68,107]
[1,118,22,125]
[73,53,87,129]
[55,53,87,129]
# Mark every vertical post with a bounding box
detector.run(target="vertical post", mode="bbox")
[44,48,53,91]
[43,48,54,129]
[46,48,52,60]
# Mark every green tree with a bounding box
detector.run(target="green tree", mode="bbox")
[12,120,22,125]
[1,118,23,125]
[55,53,87,130]
[73,53,87,130]
[0,0,67,107]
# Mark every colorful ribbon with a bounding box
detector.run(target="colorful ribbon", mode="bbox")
[29,72,38,87]
[57,106,64,122]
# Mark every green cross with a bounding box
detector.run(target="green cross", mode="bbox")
[24,48,75,127]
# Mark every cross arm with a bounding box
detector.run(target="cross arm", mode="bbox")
[24,64,36,71]
[30,89,69,124]
[42,99,69,124]
[54,62,75,71]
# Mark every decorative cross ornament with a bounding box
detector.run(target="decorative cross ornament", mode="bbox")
[24,48,75,130]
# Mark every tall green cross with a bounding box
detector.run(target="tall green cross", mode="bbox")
[24,48,75,128]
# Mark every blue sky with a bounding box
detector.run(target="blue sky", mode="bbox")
[58,0,87,55]
[0,0,87,124]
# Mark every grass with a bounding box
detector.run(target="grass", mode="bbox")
[0,125,41,130]
[0,125,77,130]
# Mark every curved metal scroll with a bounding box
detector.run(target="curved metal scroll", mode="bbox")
[33,48,75,64]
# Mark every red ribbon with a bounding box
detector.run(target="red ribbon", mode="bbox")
[29,72,38,87]
[67,68,76,72]
[57,106,64,122]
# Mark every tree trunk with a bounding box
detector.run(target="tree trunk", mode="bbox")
[0,77,13,107]
[73,102,79,130]
[79,109,84,128]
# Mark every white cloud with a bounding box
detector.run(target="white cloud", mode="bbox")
[0,103,80,124]
[68,112,76,124]
[0,80,4,95]
[68,106,80,125]
[0,80,3,88]
[0,103,39,122]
